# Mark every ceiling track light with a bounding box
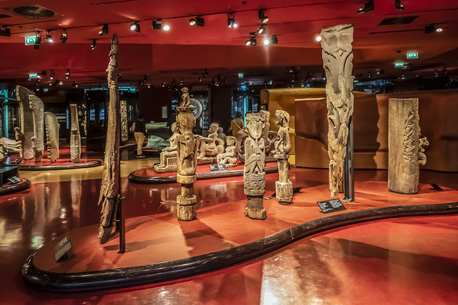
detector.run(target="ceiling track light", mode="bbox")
[60,29,68,43]
[358,0,374,14]
[34,31,42,50]
[258,9,268,23]
[257,24,266,34]
[152,19,162,30]
[395,0,404,11]
[130,21,140,32]
[425,24,443,34]
[0,26,11,37]
[189,16,204,27]
[66,68,70,79]
[50,69,54,80]
[99,24,108,36]
[46,30,54,43]
[91,39,97,50]
[270,35,278,44]
[227,12,238,28]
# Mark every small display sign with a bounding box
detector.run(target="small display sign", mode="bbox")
[317,198,346,214]
[395,61,405,68]
[210,164,227,171]
[238,73,244,78]
[54,236,74,262]
[29,73,38,79]
[406,52,418,59]
[25,36,36,46]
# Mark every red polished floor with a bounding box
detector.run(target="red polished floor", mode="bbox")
[1,168,458,304]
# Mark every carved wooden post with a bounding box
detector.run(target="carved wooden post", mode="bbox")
[29,95,44,162]
[321,24,354,197]
[44,112,60,163]
[274,110,293,205]
[244,113,266,220]
[176,98,198,221]
[15,85,35,160]
[121,100,128,142]
[70,104,81,163]
[388,98,428,194]
[98,34,121,244]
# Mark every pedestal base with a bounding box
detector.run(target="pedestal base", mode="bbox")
[177,194,197,221]
[244,196,266,220]
[276,180,293,205]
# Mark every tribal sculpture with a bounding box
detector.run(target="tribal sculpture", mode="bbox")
[0,138,21,162]
[98,34,121,243]
[273,110,293,204]
[44,112,60,163]
[244,113,266,220]
[388,98,428,194]
[176,99,198,221]
[121,100,128,142]
[154,122,179,172]
[198,122,224,161]
[180,87,191,107]
[29,95,45,162]
[15,85,35,159]
[321,24,354,197]
[217,136,237,167]
[70,104,81,163]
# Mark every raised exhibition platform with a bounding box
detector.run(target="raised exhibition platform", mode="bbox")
[5,158,102,171]
[23,177,458,291]
[129,162,278,184]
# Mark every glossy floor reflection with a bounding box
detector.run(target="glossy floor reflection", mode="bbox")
[0,162,457,304]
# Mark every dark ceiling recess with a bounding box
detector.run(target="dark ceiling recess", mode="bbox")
[378,16,419,26]
[12,5,55,19]
[0,14,11,19]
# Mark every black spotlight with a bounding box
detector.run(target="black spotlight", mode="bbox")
[258,9,268,23]
[91,39,97,50]
[130,21,140,32]
[250,36,257,46]
[395,0,404,11]
[257,24,266,34]
[270,35,278,44]
[60,29,68,43]
[190,16,204,27]
[358,0,374,14]
[34,32,42,50]
[425,24,443,33]
[227,12,238,28]
[46,30,54,43]
[66,68,70,79]
[0,27,11,37]
[152,19,162,30]
[99,24,108,36]
[50,69,55,80]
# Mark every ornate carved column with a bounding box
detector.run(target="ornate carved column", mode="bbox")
[274,110,293,204]
[320,24,354,197]
[15,86,35,160]
[29,95,44,162]
[44,112,60,162]
[388,98,428,194]
[70,104,81,163]
[120,100,128,142]
[244,113,266,220]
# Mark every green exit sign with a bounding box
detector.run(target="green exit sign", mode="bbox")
[407,52,418,59]
[395,61,405,68]
[238,73,244,78]
[25,36,36,45]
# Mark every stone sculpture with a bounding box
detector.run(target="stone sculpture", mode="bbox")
[121,100,128,142]
[273,110,293,204]
[244,113,266,220]
[154,122,179,172]
[198,122,225,162]
[15,85,35,159]
[70,104,81,163]
[180,87,191,107]
[98,34,121,243]
[176,101,198,221]
[29,95,45,162]
[388,98,429,194]
[217,136,238,167]
[321,24,354,197]
[44,112,60,163]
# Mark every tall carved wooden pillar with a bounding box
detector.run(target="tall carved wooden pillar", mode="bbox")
[29,95,45,162]
[70,104,81,163]
[176,105,198,221]
[15,85,35,160]
[44,112,60,162]
[274,110,293,205]
[320,24,354,197]
[388,98,428,194]
[244,113,266,220]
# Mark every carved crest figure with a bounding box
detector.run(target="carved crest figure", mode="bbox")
[198,122,225,160]
[217,136,237,167]
[120,100,128,142]
[154,122,180,172]
[29,95,45,162]
[273,110,293,204]
[321,24,354,197]
[70,104,81,163]
[180,87,191,108]
[15,86,35,159]
[44,112,60,163]
[244,113,266,220]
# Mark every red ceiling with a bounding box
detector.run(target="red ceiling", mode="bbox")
[0,0,457,86]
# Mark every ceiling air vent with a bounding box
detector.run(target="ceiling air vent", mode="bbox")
[378,16,419,26]
[12,5,55,19]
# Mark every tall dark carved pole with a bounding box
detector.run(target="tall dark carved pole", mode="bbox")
[320,24,354,198]
[98,34,122,245]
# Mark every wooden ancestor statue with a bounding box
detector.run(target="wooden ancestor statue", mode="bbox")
[273,110,293,204]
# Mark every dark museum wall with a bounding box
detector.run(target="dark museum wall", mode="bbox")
[137,87,173,123]
[210,86,232,133]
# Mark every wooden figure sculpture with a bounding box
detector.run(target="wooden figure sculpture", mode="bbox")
[273,110,293,204]
[321,24,354,197]
[0,138,21,161]
[244,113,266,220]
[180,87,191,107]
[154,122,180,172]
[70,104,81,163]
[120,100,128,142]
[176,96,198,221]
[98,34,121,243]
[217,136,237,167]
[198,122,225,161]
[29,95,45,162]
[388,98,429,194]
[15,85,35,159]
[44,112,60,163]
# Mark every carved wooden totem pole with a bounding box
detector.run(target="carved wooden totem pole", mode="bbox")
[321,24,354,198]
[44,112,60,163]
[120,100,128,142]
[176,89,198,221]
[274,110,293,205]
[388,98,428,194]
[29,95,45,162]
[98,34,121,243]
[70,104,81,163]
[244,113,267,220]
[15,85,35,159]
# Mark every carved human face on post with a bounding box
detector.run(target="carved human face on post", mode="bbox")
[246,113,264,140]
[275,110,289,127]
[209,123,219,134]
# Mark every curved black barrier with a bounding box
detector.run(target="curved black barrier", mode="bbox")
[0,179,31,196]
[8,160,102,171]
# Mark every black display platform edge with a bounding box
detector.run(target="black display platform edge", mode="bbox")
[128,166,279,184]
[22,201,458,292]
[0,179,31,196]
[7,160,102,171]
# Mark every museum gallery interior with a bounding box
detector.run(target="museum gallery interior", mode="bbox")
[0,0,457,304]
